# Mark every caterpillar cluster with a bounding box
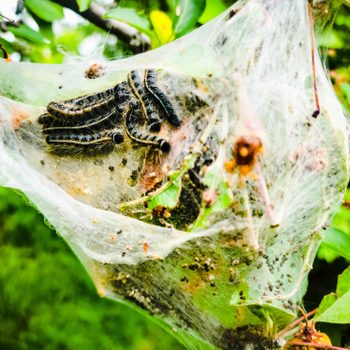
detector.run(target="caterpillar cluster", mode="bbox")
[38,70,181,156]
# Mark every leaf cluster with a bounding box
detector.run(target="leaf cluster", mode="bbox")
[0,0,234,62]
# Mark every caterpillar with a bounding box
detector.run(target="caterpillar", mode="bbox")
[144,69,182,127]
[38,69,179,157]
[47,87,115,118]
[124,103,170,153]
[43,82,130,124]
[127,70,161,132]
[45,129,124,156]
[42,107,120,132]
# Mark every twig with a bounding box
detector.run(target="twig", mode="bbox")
[0,14,14,23]
[275,308,318,339]
[0,13,22,31]
[50,0,151,53]
[286,341,350,350]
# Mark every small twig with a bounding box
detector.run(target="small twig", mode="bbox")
[286,341,350,350]
[0,13,22,32]
[50,0,151,53]
[0,13,15,23]
[275,308,318,339]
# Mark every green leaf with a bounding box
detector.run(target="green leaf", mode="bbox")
[210,182,233,212]
[104,7,151,33]
[25,0,64,22]
[147,178,181,209]
[8,24,47,44]
[341,0,350,9]
[174,0,206,37]
[150,10,174,45]
[0,39,14,54]
[314,266,350,324]
[76,0,92,12]
[165,0,177,13]
[321,227,350,261]
[335,13,350,29]
[340,83,350,104]
[191,166,233,230]
[318,28,344,49]
[317,244,340,264]
[191,181,233,230]
[199,0,227,24]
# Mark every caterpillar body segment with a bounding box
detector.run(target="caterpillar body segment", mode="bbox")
[45,129,124,156]
[42,107,121,133]
[124,104,171,153]
[114,81,131,104]
[38,113,53,125]
[47,87,116,119]
[127,70,162,132]
[44,81,131,124]
[144,69,182,127]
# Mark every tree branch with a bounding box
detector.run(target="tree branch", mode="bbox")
[285,341,349,350]
[51,0,151,53]
[275,308,318,339]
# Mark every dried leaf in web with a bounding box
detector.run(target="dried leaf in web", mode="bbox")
[0,0,348,348]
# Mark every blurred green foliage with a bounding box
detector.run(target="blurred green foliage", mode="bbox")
[0,187,184,350]
[318,4,350,113]
[0,0,234,62]
[1,0,350,348]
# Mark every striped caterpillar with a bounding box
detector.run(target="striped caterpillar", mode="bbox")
[38,69,179,156]
[144,69,181,127]
[125,102,171,153]
[45,129,124,156]
[127,70,162,132]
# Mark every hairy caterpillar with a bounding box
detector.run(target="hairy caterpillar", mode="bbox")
[127,70,162,132]
[38,70,179,156]
[144,69,182,127]
[41,82,130,125]
[45,129,124,156]
[124,103,171,153]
